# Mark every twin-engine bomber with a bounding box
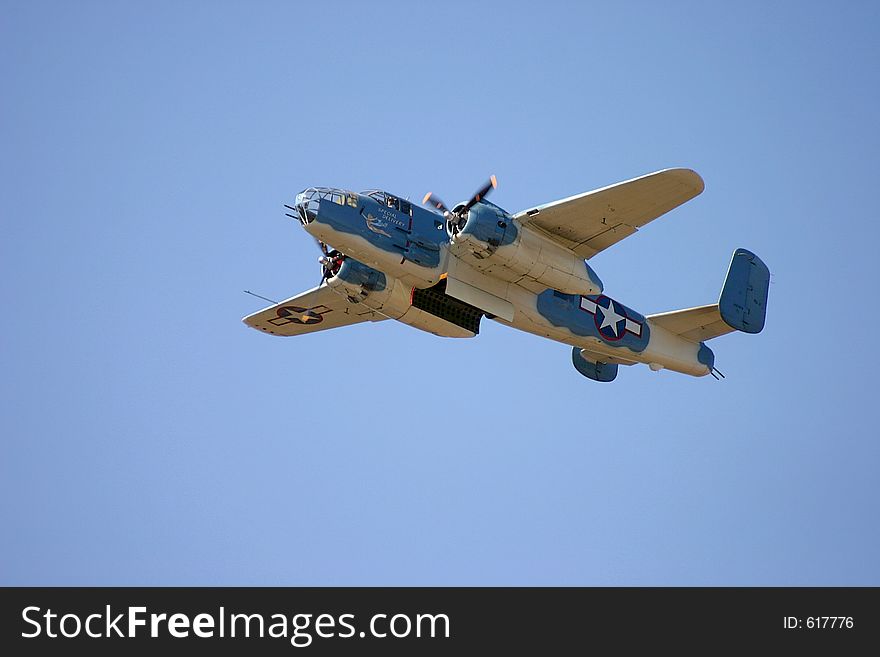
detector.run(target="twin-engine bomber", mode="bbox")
[243,169,769,382]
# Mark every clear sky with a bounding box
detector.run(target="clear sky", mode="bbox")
[2,1,878,585]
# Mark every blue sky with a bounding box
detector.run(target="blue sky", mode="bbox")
[2,1,878,585]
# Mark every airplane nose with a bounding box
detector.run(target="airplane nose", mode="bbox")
[292,188,320,225]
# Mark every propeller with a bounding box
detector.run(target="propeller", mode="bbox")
[314,238,333,287]
[316,240,348,289]
[422,175,497,233]
[286,201,333,286]
[279,203,337,319]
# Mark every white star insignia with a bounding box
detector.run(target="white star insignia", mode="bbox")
[598,300,624,336]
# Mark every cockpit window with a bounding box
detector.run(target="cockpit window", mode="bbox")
[346,193,358,207]
[361,190,412,215]
[300,188,356,207]
[363,190,390,204]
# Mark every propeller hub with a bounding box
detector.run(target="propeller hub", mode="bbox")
[422,176,498,239]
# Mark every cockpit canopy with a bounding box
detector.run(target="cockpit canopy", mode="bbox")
[295,187,358,208]
[292,187,358,224]
[293,188,414,220]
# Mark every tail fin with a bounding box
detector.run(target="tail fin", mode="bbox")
[648,248,770,341]
[718,248,769,334]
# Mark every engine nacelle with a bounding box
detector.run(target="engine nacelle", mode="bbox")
[326,257,390,305]
[449,201,603,295]
[327,257,479,338]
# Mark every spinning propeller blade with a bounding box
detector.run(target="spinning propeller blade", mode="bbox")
[422,176,498,219]
[312,238,332,287]
[463,175,498,212]
[422,192,451,217]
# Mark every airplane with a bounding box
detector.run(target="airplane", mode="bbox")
[242,169,769,382]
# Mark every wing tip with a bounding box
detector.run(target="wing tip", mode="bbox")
[660,167,705,196]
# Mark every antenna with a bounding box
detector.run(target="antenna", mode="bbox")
[244,290,279,305]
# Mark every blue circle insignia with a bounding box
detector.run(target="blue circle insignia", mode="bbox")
[593,295,626,342]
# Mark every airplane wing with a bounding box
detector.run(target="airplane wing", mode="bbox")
[513,168,704,259]
[242,285,384,337]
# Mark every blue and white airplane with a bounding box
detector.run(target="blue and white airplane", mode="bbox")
[243,169,769,382]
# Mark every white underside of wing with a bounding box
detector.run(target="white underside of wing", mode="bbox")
[242,285,383,337]
[514,168,705,259]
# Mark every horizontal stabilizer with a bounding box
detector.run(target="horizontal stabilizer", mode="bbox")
[648,304,733,342]
[647,248,769,342]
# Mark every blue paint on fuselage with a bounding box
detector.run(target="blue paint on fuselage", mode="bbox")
[408,204,449,249]
[313,194,447,269]
[316,197,402,247]
[536,290,650,352]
